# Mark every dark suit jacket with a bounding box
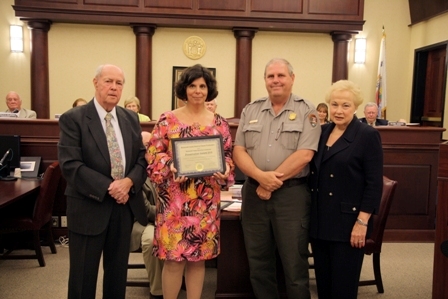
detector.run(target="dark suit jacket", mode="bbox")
[309,116,383,242]
[359,117,388,126]
[58,100,148,236]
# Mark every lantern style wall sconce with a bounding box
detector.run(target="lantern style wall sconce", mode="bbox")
[354,37,366,64]
[10,25,24,53]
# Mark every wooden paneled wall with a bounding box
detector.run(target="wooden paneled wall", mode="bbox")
[14,0,364,31]
[13,0,361,119]
[409,0,448,24]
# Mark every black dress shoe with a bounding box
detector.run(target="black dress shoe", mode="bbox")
[149,293,163,299]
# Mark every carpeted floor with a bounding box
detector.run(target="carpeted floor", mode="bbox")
[0,242,433,298]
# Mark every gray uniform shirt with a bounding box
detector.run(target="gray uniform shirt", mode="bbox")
[234,94,320,177]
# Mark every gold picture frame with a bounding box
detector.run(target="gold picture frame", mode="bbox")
[171,135,225,178]
[171,66,216,110]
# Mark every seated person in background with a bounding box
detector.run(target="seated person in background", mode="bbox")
[130,131,163,299]
[205,98,218,113]
[72,98,87,108]
[4,91,37,118]
[124,96,151,122]
[140,178,164,299]
[316,102,330,125]
[359,102,388,126]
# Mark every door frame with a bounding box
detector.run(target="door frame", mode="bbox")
[410,41,448,125]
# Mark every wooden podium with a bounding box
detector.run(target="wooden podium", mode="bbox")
[432,142,448,298]
[377,126,445,242]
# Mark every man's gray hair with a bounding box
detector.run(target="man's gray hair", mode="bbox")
[264,58,294,77]
[94,64,126,84]
[364,102,379,111]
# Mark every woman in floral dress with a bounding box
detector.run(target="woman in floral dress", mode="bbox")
[146,64,234,299]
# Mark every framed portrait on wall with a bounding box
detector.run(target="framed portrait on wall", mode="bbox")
[171,66,216,110]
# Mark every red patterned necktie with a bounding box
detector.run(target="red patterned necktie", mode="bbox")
[105,113,124,179]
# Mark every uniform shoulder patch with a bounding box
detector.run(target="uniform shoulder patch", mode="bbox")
[309,113,318,127]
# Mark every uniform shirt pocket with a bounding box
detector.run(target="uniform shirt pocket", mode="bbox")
[242,124,263,150]
[279,123,302,150]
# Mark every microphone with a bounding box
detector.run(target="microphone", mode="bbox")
[0,149,11,167]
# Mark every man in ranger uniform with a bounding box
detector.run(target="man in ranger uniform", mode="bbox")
[233,58,321,299]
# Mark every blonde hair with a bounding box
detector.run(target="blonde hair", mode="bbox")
[72,98,87,108]
[124,96,141,111]
[325,80,363,108]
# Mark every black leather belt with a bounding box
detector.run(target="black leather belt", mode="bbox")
[247,177,307,189]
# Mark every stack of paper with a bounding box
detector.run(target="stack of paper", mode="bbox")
[223,201,241,212]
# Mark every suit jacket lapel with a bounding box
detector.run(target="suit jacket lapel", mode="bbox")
[321,117,360,164]
[86,102,110,166]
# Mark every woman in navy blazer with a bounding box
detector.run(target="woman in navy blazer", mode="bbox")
[309,80,383,299]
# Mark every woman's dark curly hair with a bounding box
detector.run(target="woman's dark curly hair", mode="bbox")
[174,64,218,102]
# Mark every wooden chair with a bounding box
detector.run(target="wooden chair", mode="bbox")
[358,176,398,293]
[309,176,398,293]
[0,161,62,267]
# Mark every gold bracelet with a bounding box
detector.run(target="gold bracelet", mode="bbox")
[356,218,368,227]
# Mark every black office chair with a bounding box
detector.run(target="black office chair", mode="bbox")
[0,161,62,267]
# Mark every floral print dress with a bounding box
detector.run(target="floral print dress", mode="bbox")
[147,111,234,261]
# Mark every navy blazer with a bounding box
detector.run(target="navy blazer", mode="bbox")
[58,100,148,235]
[359,117,388,126]
[309,116,383,242]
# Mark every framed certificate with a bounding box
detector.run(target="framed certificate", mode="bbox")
[171,135,225,178]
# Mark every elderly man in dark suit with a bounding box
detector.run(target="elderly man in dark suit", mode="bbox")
[58,64,148,299]
[359,102,388,126]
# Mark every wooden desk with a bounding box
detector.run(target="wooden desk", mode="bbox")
[0,119,445,241]
[0,179,41,209]
[432,142,448,298]
[217,210,287,299]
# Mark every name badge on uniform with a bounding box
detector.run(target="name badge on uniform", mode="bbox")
[249,120,258,124]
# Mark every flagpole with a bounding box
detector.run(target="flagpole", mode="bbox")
[375,26,387,119]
